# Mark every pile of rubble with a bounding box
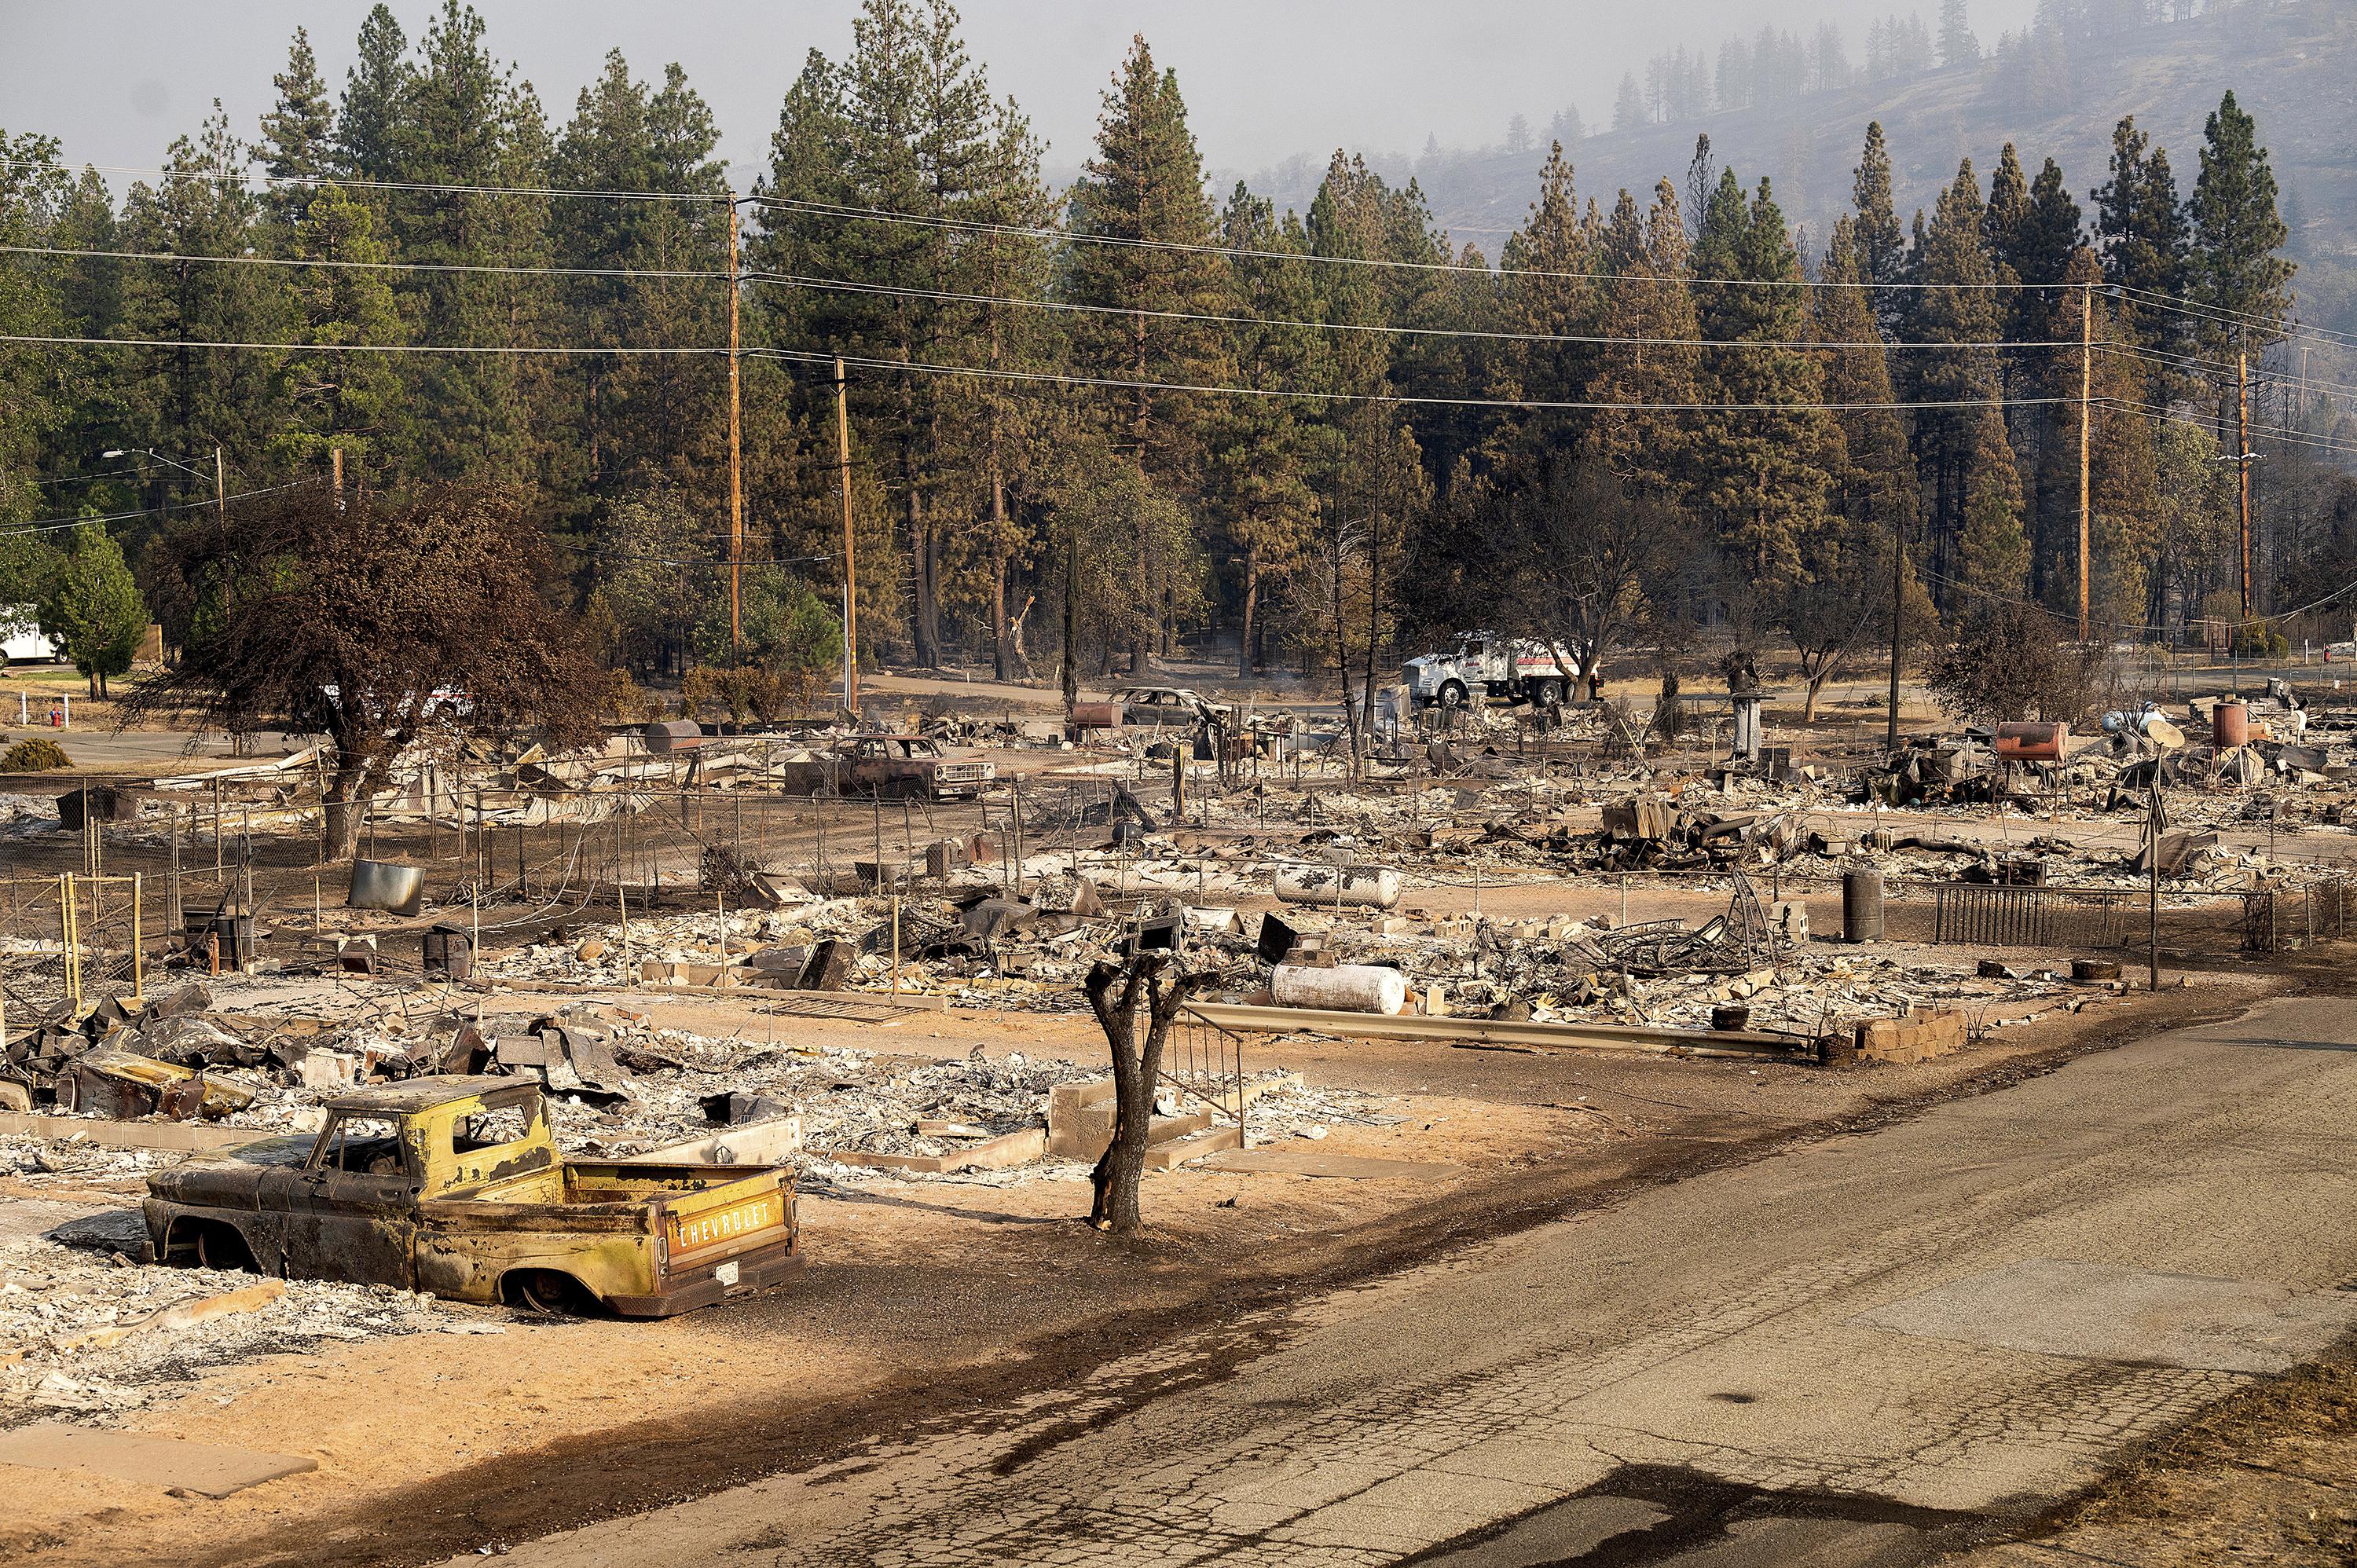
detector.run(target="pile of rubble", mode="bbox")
[0,1225,477,1427]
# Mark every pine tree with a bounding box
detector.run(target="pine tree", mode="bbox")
[1904,159,2010,603]
[956,96,1059,680]
[0,134,71,528]
[1582,181,1699,504]
[1798,214,1931,721]
[1939,0,1981,67]
[1494,144,1598,459]
[334,5,411,183]
[2187,90,2294,403]
[1956,405,2030,599]
[1212,184,1321,676]
[550,51,728,510]
[1688,169,1834,586]
[1065,34,1227,669]
[2092,115,2191,374]
[258,28,334,229]
[1850,123,1908,333]
[274,184,405,478]
[117,108,282,511]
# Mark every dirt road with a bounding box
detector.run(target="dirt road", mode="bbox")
[445,991,2357,1566]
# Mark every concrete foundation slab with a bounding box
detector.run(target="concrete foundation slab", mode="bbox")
[0,1423,317,1497]
[1853,1257,2357,1374]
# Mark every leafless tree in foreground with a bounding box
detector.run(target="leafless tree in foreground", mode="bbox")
[1082,953,1203,1234]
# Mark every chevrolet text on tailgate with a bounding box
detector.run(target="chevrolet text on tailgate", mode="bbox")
[142,1076,803,1317]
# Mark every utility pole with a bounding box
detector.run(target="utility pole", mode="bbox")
[1885,516,1904,757]
[214,445,225,544]
[2238,351,2253,620]
[834,355,859,716]
[726,188,744,661]
[330,445,343,511]
[2077,283,2092,644]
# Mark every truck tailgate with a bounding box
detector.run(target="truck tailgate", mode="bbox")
[657,1169,791,1262]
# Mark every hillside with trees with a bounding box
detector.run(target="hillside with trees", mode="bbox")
[0,0,2347,733]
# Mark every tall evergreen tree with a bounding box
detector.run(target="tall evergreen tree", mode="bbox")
[2187,90,2294,406]
[1851,123,1908,333]
[334,5,411,184]
[1212,184,1321,676]
[1065,33,1227,669]
[1904,159,2011,602]
[1494,144,1599,459]
[258,28,334,229]
[2092,115,2191,377]
[1583,179,1699,506]
[1688,170,1835,586]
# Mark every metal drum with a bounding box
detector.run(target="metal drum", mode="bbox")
[422,924,473,980]
[1842,868,1886,943]
[2212,700,2249,747]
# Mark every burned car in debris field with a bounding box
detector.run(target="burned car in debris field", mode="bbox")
[777,734,995,801]
[144,1077,802,1317]
[1112,687,1233,730]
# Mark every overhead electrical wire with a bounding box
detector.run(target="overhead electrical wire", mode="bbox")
[0,478,324,539]
[6,151,2337,354]
[0,241,731,284]
[0,152,724,206]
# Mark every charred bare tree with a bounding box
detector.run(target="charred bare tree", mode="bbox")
[1082,953,1202,1234]
[130,485,607,861]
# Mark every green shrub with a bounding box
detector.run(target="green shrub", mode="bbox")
[0,736,72,772]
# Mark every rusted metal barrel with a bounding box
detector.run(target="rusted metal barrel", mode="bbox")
[1843,868,1886,943]
[2212,700,2249,747]
[1995,721,2068,762]
[1069,702,1124,729]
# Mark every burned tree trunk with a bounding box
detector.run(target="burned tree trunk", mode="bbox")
[1083,954,1200,1234]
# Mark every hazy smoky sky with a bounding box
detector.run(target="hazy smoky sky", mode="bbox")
[1,0,2039,189]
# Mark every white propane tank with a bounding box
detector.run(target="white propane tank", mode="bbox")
[1271,964,1409,1015]
[1272,862,1402,909]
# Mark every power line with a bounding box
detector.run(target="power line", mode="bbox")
[0,242,731,284]
[0,332,723,357]
[752,269,2085,352]
[2112,284,2357,354]
[0,152,725,207]
[763,345,2074,413]
[0,478,324,540]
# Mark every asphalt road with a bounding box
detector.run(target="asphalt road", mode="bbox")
[442,995,2357,1567]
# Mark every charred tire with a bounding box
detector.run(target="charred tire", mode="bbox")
[1437,681,1468,710]
[1533,679,1565,711]
[504,1269,599,1316]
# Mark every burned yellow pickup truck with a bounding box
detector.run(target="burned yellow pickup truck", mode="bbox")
[142,1076,802,1317]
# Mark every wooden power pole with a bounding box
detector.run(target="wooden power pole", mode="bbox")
[726,188,744,660]
[330,445,343,510]
[2238,351,2253,620]
[2077,284,2092,644]
[834,355,859,715]
[1885,516,1904,756]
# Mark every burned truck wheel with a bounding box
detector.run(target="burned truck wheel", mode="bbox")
[1533,679,1565,711]
[166,1218,258,1273]
[504,1269,599,1316]
[1438,680,1468,710]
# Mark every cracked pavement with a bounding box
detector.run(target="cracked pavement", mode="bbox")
[462,996,2357,1566]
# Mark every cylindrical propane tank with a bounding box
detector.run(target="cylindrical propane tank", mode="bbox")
[1272,862,1402,909]
[1271,963,1409,1015]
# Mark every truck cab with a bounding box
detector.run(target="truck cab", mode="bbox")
[1402,633,1579,712]
[145,1077,802,1317]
